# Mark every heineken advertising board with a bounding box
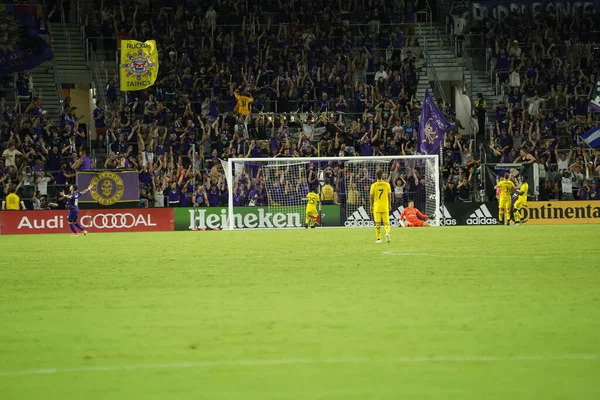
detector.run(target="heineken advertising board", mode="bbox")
[174,206,341,230]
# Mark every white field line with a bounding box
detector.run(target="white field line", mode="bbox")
[0,354,598,376]
[382,250,599,258]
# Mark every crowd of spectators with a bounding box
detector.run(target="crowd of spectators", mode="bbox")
[4,0,600,213]
[451,0,600,200]
[84,0,459,209]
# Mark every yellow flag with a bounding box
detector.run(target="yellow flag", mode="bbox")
[119,40,159,91]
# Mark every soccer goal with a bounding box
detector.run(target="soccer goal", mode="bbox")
[223,155,440,229]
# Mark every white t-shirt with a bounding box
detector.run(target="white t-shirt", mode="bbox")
[37,177,51,195]
[557,158,569,172]
[141,151,154,167]
[509,71,520,88]
[2,149,21,167]
[561,176,573,193]
[374,71,388,82]
[154,190,164,208]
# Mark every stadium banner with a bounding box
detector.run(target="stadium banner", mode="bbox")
[588,76,600,113]
[437,201,600,225]
[0,208,174,235]
[174,206,341,230]
[438,202,498,226]
[0,7,54,77]
[119,40,159,91]
[466,1,600,23]
[483,163,537,200]
[520,201,600,225]
[76,170,140,207]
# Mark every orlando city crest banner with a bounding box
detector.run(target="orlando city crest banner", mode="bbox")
[418,89,453,155]
[120,40,159,91]
[0,8,54,77]
[76,170,140,207]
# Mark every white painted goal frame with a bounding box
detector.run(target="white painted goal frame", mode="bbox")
[225,155,440,230]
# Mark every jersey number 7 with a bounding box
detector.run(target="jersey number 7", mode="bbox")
[378,189,383,199]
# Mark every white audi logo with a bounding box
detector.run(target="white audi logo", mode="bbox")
[80,213,139,229]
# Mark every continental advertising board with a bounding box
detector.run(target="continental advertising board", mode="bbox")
[520,201,600,225]
[438,201,600,225]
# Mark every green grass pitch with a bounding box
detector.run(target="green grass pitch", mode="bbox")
[1,225,599,399]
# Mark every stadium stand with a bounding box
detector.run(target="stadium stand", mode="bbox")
[1,0,599,211]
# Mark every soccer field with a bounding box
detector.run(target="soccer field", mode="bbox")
[1,226,599,399]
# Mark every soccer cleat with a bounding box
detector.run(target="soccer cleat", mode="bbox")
[72,233,79,237]
[375,239,382,244]
[513,222,521,226]
[520,219,528,225]
[82,230,88,236]
[386,233,391,243]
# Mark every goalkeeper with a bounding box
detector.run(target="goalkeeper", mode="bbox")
[305,186,320,229]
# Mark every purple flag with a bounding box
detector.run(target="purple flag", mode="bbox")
[0,9,54,77]
[76,171,140,206]
[418,89,453,155]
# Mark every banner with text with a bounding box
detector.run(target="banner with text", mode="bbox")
[0,8,54,77]
[520,201,600,225]
[174,206,341,230]
[120,40,159,91]
[0,208,174,235]
[435,201,600,225]
[467,1,600,23]
[76,170,140,206]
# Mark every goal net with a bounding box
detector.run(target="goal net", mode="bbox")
[223,156,440,229]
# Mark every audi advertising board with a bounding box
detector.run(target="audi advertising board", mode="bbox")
[0,209,174,234]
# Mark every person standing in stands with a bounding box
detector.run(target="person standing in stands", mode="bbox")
[2,186,26,211]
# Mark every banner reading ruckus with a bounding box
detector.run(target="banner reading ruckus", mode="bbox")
[119,40,159,91]
[0,8,54,77]
[76,170,140,207]
[418,89,453,155]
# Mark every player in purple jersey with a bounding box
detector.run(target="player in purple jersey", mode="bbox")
[60,184,93,236]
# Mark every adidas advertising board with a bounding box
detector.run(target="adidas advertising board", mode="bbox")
[442,202,499,226]
[465,204,498,225]
[434,205,457,226]
[345,206,406,227]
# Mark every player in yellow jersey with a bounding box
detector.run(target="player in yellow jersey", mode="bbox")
[305,186,320,229]
[370,170,392,243]
[513,179,529,225]
[494,173,515,225]
[234,90,253,115]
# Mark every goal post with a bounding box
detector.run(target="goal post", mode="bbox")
[224,155,440,230]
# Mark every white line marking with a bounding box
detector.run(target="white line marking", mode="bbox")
[0,354,597,376]
[381,250,599,258]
